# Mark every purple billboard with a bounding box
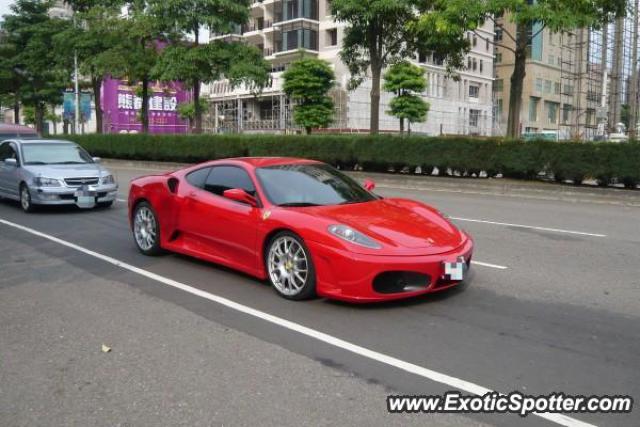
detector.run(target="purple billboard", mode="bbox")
[101,77,191,134]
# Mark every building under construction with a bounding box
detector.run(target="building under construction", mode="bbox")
[494,4,640,140]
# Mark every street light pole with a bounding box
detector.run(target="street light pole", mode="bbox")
[73,14,80,135]
[74,49,80,134]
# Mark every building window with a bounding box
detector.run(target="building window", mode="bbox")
[564,84,574,96]
[494,79,503,92]
[545,101,558,124]
[486,38,490,50]
[469,109,480,127]
[495,28,503,41]
[480,60,483,73]
[326,28,337,46]
[529,97,539,122]
[544,80,552,94]
[281,0,319,21]
[554,82,561,95]
[496,98,503,116]
[473,35,477,46]
[562,104,572,124]
[495,52,502,63]
[469,85,480,98]
[535,78,543,93]
[548,54,555,65]
[277,22,319,52]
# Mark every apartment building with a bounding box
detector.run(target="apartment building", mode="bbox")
[493,17,604,139]
[205,0,494,135]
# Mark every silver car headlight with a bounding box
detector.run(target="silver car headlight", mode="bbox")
[328,224,381,249]
[34,177,62,187]
[101,174,115,185]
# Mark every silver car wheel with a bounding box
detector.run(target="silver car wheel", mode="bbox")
[267,236,309,296]
[133,206,157,251]
[21,186,31,211]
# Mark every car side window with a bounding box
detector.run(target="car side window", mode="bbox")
[186,167,211,189]
[0,143,17,163]
[204,166,256,197]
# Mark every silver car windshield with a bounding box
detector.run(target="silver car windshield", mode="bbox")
[21,144,94,165]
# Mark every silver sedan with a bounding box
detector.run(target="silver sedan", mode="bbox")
[0,139,118,212]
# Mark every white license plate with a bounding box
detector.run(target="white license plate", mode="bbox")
[443,257,466,281]
[75,193,96,209]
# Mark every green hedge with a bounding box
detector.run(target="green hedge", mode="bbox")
[64,134,640,188]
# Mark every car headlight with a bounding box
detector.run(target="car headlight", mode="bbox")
[328,224,381,249]
[101,174,115,185]
[34,177,62,187]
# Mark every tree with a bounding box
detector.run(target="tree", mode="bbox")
[439,0,626,138]
[55,2,125,133]
[149,0,269,133]
[283,56,335,134]
[0,33,23,124]
[152,40,269,133]
[331,0,468,134]
[383,61,429,134]
[99,0,162,133]
[1,0,72,133]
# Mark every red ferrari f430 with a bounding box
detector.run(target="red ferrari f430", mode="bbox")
[128,158,473,302]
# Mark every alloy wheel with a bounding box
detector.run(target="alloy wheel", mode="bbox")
[133,206,157,251]
[267,236,309,297]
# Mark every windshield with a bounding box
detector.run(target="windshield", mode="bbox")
[256,163,377,207]
[21,143,93,165]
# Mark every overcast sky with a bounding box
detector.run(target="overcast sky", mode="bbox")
[1,0,14,19]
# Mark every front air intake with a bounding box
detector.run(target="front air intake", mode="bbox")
[373,271,431,294]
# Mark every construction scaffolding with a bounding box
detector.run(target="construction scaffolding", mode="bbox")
[557,3,640,141]
[558,29,601,140]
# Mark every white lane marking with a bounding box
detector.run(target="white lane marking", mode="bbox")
[451,217,607,238]
[0,218,591,427]
[116,198,127,203]
[471,260,508,270]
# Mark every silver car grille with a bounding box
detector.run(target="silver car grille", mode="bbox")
[64,177,99,187]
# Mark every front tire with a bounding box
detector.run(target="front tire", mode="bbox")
[266,231,316,300]
[20,184,35,213]
[132,201,162,255]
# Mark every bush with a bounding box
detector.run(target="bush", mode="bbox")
[64,134,640,189]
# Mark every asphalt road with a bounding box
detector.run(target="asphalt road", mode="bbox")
[1,160,638,427]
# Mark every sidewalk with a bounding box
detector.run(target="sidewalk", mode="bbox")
[103,159,640,207]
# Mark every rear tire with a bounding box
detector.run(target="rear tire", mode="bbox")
[20,184,35,213]
[132,201,162,255]
[265,231,316,300]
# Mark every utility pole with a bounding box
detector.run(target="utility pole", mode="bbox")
[74,51,80,135]
[73,15,80,135]
[629,0,640,140]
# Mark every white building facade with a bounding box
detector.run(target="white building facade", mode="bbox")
[205,0,494,135]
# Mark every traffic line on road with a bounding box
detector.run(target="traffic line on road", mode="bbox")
[0,217,590,427]
[471,260,508,270]
[451,217,607,238]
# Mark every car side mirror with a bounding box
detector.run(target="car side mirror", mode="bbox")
[364,179,375,191]
[92,157,101,163]
[4,158,17,167]
[223,188,258,207]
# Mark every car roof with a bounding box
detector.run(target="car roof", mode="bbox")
[227,157,321,168]
[11,139,76,145]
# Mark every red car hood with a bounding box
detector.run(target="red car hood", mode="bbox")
[304,198,466,255]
